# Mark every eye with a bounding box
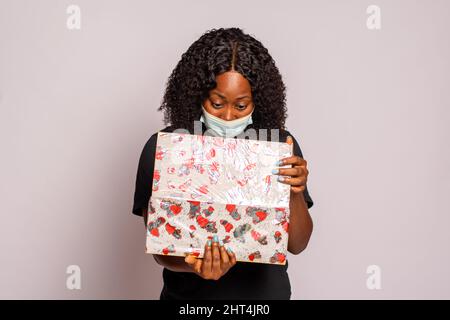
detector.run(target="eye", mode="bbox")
[210,101,223,109]
[236,104,247,111]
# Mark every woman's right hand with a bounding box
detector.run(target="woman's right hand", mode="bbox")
[185,236,237,280]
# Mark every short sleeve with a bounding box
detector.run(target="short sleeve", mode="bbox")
[287,131,314,209]
[132,133,158,216]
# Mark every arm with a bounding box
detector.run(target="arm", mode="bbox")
[287,192,313,254]
[275,136,314,255]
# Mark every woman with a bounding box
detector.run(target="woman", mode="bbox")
[132,27,314,300]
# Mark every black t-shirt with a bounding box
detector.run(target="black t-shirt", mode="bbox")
[132,122,314,300]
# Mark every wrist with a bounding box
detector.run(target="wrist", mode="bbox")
[290,189,305,199]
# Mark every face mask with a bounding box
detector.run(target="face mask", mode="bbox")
[199,104,253,137]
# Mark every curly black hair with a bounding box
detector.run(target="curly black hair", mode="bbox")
[157,27,288,133]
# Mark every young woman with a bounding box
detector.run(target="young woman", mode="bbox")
[132,27,314,300]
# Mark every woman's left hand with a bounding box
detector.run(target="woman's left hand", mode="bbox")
[273,136,309,194]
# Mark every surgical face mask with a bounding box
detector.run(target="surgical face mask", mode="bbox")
[199,104,253,137]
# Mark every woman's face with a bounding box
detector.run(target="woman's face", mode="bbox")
[202,71,254,121]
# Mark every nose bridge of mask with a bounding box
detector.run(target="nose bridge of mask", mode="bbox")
[200,104,253,137]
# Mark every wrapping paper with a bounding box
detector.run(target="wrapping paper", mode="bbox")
[145,131,293,264]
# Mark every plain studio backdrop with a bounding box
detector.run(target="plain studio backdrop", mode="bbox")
[1,0,449,299]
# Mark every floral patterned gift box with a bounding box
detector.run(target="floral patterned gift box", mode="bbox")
[145,131,293,265]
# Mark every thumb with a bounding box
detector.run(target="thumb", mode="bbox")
[185,254,197,265]
[185,254,203,273]
[286,135,293,145]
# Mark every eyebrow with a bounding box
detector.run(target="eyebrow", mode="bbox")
[212,91,251,100]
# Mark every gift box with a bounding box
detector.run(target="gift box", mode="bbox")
[145,131,293,264]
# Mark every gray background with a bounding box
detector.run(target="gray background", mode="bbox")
[1,0,449,299]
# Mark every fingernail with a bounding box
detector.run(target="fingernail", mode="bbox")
[227,247,233,253]
[272,168,279,175]
[207,240,212,246]
[213,235,219,243]
[275,160,283,166]
[277,176,285,182]
[219,240,224,246]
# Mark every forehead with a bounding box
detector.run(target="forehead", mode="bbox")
[212,71,252,98]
